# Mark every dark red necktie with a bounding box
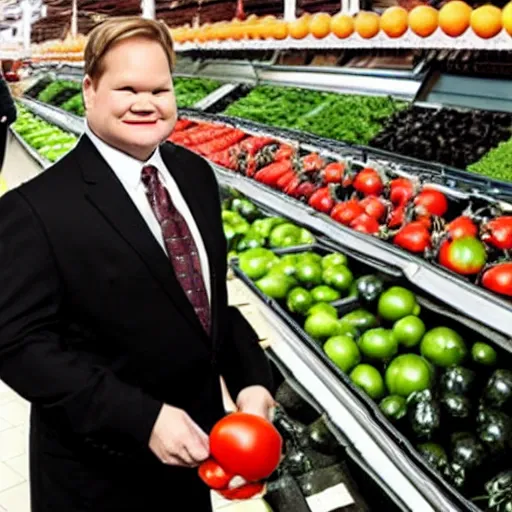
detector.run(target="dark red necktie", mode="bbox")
[141,165,210,333]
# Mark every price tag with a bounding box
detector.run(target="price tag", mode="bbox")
[306,483,355,512]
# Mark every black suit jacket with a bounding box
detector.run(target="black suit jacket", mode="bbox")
[0,135,273,511]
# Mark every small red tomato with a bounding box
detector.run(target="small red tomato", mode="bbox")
[414,189,448,217]
[331,200,365,226]
[360,195,386,221]
[219,482,265,500]
[446,216,478,240]
[322,162,345,184]
[438,237,487,276]
[482,216,512,250]
[393,222,431,253]
[481,262,512,297]
[302,153,325,172]
[350,213,380,234]
[389,177,414,206]
[198,459,234,490]
[308,187,334,214]
[417,214,432,230]
[210,412,282,482]
[388,205,405,229]
[353,168,383,196]
[295,181,317,200]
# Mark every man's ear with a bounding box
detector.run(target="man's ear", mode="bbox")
[82,74,94,111]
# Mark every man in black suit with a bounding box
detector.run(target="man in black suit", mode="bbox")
[0,17,274,512]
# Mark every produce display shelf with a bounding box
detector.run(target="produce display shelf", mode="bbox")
[15,96,512,339]
[173,30,512,52]
[243,283,458,512]
[9,126,50,170]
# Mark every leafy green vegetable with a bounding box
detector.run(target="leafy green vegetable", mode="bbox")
[173,77,221,108]
[37,80,82,106]
[60,93,85,116]
[467,137,512,183]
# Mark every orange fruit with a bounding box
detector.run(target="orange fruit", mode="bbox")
[288,14,311,39]
[439,1,472,37]
[504,1,512,35]
[310,12,332,38]
[330,12,355,38]
[354,11,381,38]
[470,4,502,39]
[408,5,439,37]
[380,6,409,38]
[269,20,289,40]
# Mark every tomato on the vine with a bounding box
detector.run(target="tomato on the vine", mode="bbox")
[322,162,345,184]
[393,222,431,253]
[353,168,384,196]
[438,237,487,275]
[308,187,334,214]
[482,216,512,250]
[331,200,365,226]
[302,153,325,172]
[350,213,380,234]
[360,195,386,221]
[446,216,478,240]
[481,262,512,296]
[389,177,414,206]
[414,189,448,217]
[388,205,406,228]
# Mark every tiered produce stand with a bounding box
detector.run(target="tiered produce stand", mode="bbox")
[7,20,512,510]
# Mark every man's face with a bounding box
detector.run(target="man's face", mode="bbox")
[83,37,176,161]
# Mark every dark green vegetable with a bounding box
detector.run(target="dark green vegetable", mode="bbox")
[443,462,467,489]
[483,369,512,411]
[407,389,441,438]
[417,442,448,472]
[307,416,339,455]
[450,432,486,470]
[482,470,512,512]
[439,366,476,396]
[441,393,472,419]
[355,275,385,303]
[476,408,512,454]
[275,381,319,425]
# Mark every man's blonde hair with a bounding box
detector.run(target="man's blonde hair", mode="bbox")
[84,16,175,80]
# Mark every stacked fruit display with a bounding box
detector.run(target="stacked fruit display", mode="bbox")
[11,105,77,162]
[169,1,512,44]
[31,35,87,62]
[170,118,512,299]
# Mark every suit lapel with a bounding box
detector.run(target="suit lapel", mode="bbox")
[75,135,209,343]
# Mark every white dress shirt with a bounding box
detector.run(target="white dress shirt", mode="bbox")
[84,122,211,304]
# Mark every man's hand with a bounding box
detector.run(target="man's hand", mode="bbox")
[0,116,7,123]
[236,385,275,420]
[149,404,210,467]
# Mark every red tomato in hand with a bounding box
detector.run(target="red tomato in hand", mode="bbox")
[414,189,448,217]
[446,216,478,240]
[438,237,487,275]
[331,200,365,226]
[322,162,345,184]
[393,222,431,253]
[481,263,512,297]
[482,216,512,250]
[198,459,234,490]
[360,196,386,221]
[389,177,414,206]
[209,412,282,482]
[219,482,265,500]
[350,213,380,234]
[353,168,383,196]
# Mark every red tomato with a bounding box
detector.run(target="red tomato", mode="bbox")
[360,196,386,221]
[393,222,431,253]
[308,187,334,214]
[350,213,380,234]
[353,168,383,196]
[302,153,325,172]
[219,482,265,500]
[322,162,345,184]
[388,205,405,229]
[446,216,478,240]
[482,216,512,250]
[209,412,282,482]
[295,181,317,200]
[417,214,432,230]
[414,189,448,217]
[198,459,234,490]
[389,177,414,206]
[481,263,512,297]
[331,200,365,226]
[438,237,487,275]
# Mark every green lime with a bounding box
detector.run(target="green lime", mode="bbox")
[420,327,467,367]
[377,286,419,322]
[287,287,314,315]
[238,248,279,280]
[255,273,294,300]
[350,364,385,400]
[311,285,341,303]
[339,309,379,334]
[358,328,398,360]
[297,252,323,265]
[307,302,338,318]
[321,252,349,269]
[324,335,361,373]
[471,342,497,366]
[322,265,354,292]
[385,354,432,397]
[296,261,323,287]
[379,395,407,421]
[304,312,341,342]
[392,316,426,348]
[337,320,360,339]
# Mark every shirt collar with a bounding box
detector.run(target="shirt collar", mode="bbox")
[84,121,164,190]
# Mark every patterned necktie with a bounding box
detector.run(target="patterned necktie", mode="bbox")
[141,165,210,334]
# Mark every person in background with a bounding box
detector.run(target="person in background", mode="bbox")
[0,67,16,172]
[0,16,275,512]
